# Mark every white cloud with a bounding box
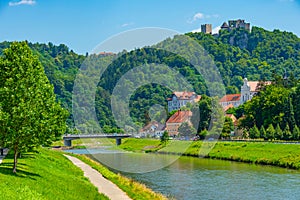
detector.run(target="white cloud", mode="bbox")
[193,13,205,21]
[9,0,36,6]
[191,27,201,33]
[188,12,219,23]
[212,26,221,34]
[121,22,134,27]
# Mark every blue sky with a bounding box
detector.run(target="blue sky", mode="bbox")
[0,0,299,54]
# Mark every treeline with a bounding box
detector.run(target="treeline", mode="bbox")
[228,74,300,141]
[187,27,300,94]
[0,26,299,132]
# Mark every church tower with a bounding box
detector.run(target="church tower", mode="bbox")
[240,78,251,104]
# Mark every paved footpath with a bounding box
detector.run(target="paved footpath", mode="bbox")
[0,149,9,164]
[64,154,132,200]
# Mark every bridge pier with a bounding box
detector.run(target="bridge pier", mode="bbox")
[64,139,72,147]
[116,138,122,146]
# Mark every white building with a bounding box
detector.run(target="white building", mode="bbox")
[220,78,271,108]
[167,91,201,113]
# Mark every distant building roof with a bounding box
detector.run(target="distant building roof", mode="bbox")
[223,104,234,112]
[247,81,271,92]
[166,110,192,124]
[221,22,229,28]
[225,114,238,126]
[98,52,115,56]
[140,121,165,133]
[168,91,201,102]
[219,94,241,103]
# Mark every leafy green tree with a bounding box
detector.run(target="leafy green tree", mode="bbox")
[266,124,275,141]
[0,42,68,173]
[293,84,300,126]
[249,125,260,139]
[221,117,234,139]
[260,125,267,140]
[160,131,169,145]
[283,124,292,140]
[178,122,196,139]
[191,95,212,132]
[292,125,300,140]
[275,124,283,140]
[199,129,208,139]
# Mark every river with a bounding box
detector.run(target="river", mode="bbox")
[65,148,300,200]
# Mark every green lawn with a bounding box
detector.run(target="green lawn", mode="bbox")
[0,148,108,200]
[210,142,300,169]
[117,138,162,152]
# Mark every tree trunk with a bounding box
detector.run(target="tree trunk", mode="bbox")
[13,148,18,173]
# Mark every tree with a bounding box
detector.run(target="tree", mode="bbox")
[178,122,196,139]
[260,125,267,140]
[0,42,68,173]
[292,125,300,140]
[221,117,234,139]
[249,125,260,139]
[266,124,275,141]
[275,124,283,140]
[283,124,292,140]
[160,131,169,145]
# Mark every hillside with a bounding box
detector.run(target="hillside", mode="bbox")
[0,26,299,131]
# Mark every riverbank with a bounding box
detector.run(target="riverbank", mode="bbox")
[69,153,167,200]
[118,139,300,170]
[0,147,167,200]
[0,148,108,199]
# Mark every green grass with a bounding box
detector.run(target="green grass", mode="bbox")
[52,138,116,148]
[117,138,300,170]
[118,138,163,152]
[69,153,167,200]
[209,142,300,169]
[0,148,109,200]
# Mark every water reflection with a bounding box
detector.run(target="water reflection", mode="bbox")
[66,148,300,200]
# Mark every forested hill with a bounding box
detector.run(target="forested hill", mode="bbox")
[0,26,299,130]
[186,26,300,94]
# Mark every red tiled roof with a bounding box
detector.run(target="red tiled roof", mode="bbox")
[247,81,272,92]
[223,104,234,111]
[219,94,241,102]
[166,110,192,124]
[226,114,237,122]
[226,114,238,126]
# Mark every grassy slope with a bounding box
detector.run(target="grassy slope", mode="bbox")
[118,138,300,170]
[70,153,167,200]
[117,138,163,152]
[209,142,300,169]
[0,148,108,200]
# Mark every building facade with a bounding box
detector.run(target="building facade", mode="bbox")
[167,91,201,113]
[220,78,271,108]
[165,110,192,136]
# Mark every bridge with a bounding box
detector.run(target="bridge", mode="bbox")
[63,134,132,147]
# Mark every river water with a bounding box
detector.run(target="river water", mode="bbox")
[65,148,300,200]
